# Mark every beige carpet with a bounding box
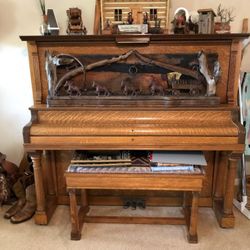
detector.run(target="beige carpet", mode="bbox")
[0,205,249,250]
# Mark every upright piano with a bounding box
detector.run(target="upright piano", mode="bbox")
[20,34,248,228]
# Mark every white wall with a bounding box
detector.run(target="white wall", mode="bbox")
[0,0,249,164]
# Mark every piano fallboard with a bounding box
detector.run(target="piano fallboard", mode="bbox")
[23,106,244,151]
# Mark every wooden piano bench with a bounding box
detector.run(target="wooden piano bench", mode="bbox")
[65,167,204,244]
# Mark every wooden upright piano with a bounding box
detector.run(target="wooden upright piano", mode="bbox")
[20,34,248,228]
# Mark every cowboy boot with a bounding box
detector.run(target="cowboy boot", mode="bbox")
[4,179,26,219]
[10,184,36,224]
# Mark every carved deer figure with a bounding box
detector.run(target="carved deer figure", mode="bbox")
[64,80,81,96]
[148,75,165,96]
[198,51,221,96]
[120,79,140,96]
[92,81,111,96]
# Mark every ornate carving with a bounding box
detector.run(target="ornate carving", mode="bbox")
[92,81,111,96]
[45,50,221,101]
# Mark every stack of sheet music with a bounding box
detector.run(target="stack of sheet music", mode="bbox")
[67,151,207,174]
[149,151,207,173]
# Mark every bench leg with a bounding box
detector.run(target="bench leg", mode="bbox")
[78,189,90,228]
[188,191,199,243]
[69,189,81,240]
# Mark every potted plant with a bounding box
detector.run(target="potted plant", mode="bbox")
[214,4,235,33]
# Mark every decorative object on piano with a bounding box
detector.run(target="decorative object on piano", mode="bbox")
[45,48,221,106]
[127,11,134,24]
[242,18,248,33]
[198,8,216,34]
[214,4,235,34]
[171,8,189,34]
[92,81,111,96]
[38,0,50,35]
[100,0,169,34]
[64,80,81,96]
[47,9,59,35]
[187,12,199,34]
[148,16,164,34]
[66,8,87,35]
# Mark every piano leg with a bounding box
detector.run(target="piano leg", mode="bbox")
[30,151,47,224]
[214,151,228,199]
[213,152,241,228]
[30,151,57,225]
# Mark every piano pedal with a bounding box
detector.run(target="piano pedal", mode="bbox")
[131,200,137,210]
[137,199,146,209]
[123,199,131,209]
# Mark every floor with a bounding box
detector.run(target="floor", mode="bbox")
[0,205,249,250]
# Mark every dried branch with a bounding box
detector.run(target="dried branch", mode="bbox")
[39,0,46,15]
[216,4,235,23]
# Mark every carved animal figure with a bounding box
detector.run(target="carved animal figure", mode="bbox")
[92,81,111,96]
[149,75,165,96]
[120,79,140,96]
[64,81,81,96]
[198,51,221,96]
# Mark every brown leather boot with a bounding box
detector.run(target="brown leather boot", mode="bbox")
[10,184,36,224]
[4,198,26,219]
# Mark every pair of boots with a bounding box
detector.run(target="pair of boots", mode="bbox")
[4,184,36,223]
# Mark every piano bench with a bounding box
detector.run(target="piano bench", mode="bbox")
[65,169,204,243]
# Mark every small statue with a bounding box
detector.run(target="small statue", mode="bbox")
[172,9,188,34]
[148,75,165,96]
[92,81,111,96]
[127,12,134,24]
[66,8,87,35]
[121,79,141,96]
[64,80,82,96]
[143,12,148,24]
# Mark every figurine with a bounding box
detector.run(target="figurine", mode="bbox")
[66,8,87,35]
[171,9,188,34]
[121,79,140,96]
[149,75,165,96]
[143,12,148,24]
[64,80,82,96]
[127,11,134,24]
[92,81,111,96]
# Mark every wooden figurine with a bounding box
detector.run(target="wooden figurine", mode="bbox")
[66,8,87,35]
[171,9,188,34]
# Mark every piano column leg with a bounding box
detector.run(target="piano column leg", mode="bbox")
[213,152,241,228]
[30,151,47,225]
[214,151,228,200]
[223,153,241,215]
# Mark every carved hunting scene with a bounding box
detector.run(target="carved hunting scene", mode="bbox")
[45,49,221,105]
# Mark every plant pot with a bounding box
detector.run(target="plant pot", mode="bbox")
[214,22,231,34]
